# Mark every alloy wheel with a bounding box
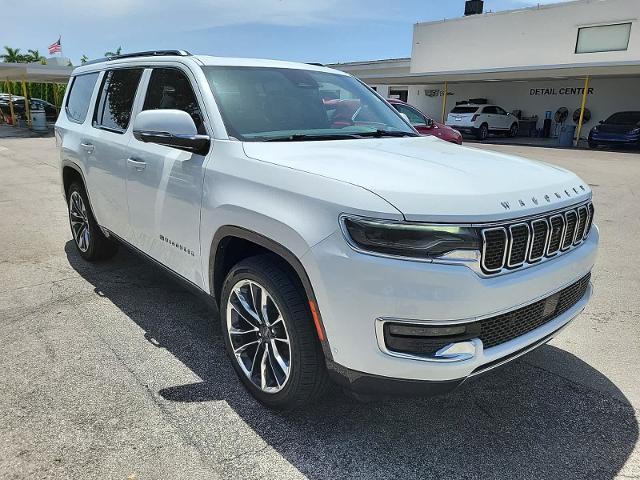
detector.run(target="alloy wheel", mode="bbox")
[226,279,291,393]
[69,191,90,252]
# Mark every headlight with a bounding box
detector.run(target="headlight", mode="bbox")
[630,128,640,135]
[341,216,481,259]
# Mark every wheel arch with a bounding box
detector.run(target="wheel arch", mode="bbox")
[209,225,331,357]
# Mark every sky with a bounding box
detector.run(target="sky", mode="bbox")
[1,0,571,65]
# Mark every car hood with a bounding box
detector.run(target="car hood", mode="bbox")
[242,136,591,222]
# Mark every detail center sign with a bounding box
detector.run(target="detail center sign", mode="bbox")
[530,87,595,96]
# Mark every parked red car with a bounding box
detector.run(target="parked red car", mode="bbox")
[387,98,462,145]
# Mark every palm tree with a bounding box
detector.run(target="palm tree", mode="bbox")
[80,54,89,65]
[27,49,46,64]
[104,46,122,57]
[2,46,24,63]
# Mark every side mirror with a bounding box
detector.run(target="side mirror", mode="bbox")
[133,109,210,155]
[599,120,604,124]
[425,117,434,127]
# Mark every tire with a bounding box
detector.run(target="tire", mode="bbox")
[220,254,329,409]
[508,123,518,138]
[588,140,598,149]
[476,123,489,141]
[67,182,118,261]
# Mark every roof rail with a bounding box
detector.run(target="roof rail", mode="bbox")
[82,50,192,66]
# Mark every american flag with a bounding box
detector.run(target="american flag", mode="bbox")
[48,38,62,54]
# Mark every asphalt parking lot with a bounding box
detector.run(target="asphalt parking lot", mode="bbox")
[1,136,639,479]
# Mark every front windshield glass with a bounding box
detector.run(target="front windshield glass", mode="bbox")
[605,112,640,125]
[202,66,416,141]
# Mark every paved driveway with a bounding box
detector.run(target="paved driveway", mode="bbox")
[0,137,638,479]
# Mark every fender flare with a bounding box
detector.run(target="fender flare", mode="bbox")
[209,225,331,358]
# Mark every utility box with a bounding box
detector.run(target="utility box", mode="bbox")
[31,109,48,133]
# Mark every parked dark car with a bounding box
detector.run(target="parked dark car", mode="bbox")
[387,98,463,144]
[0,95,58,121]
[588,111,640,149]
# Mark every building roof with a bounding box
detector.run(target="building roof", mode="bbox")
[0,62,73,83]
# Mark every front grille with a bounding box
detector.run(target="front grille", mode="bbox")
[479,273,590,348]
[480,201,593,274]
[382,273,591,357]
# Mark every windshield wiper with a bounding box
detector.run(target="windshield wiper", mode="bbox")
[262,133,363,142]
[358,129,419,138]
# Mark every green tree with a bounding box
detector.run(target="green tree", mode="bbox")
[27,49,46,64]
[104,46,122,57]
[1,46,26,63]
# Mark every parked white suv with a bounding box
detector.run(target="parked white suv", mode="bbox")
[56,51,597,409]
[446,104,519,140]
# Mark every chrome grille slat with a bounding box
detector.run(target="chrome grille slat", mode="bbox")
[480,201,593,275]
[507,223,530,268]
[547,214,565,256]
[562,210,578,250]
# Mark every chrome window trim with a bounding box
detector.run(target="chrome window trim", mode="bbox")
[481,227,508,273]
[506,223,530,268]
[528,218,550,262]
[546,214,565,256]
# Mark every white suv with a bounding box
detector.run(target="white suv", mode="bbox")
[56,51,597,409]
[446,104,519,140]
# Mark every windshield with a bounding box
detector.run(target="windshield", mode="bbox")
[202,66,416,141]
[605,111,640,125]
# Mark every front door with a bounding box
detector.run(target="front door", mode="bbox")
[125,66,209,286]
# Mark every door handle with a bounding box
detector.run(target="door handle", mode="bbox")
[80,142,94,153]
[127,157,147,171]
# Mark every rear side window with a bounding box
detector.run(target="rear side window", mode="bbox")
[143,68,205,134]
[66,73,98,123]
[94,68,143,133]
[451,106,478,114]
[483,106,498,114]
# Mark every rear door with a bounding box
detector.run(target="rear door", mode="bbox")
[124,66,209,286]
[482,106,497,129]
[83,68,144,237]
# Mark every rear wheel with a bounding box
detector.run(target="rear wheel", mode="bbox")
[476,123,489,141]
[220,255,329,409]
[67,182,118,261]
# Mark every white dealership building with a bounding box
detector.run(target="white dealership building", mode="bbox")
[330,0,640,141]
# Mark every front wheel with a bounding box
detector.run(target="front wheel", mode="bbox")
[220,255,329,409]
[508,123,519,137]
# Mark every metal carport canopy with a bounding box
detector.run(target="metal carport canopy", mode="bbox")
[0,62,73,83]
[354,59,640,84]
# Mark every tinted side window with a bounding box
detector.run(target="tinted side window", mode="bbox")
[483,106,497,114]
[94,69,143,132]
[143,68,205,134]
[495,106,507,115]
[66,73,98,123]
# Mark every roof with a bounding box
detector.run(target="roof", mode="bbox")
[72,53,347,76]
[0,62,73,82]
[414,0,587,27]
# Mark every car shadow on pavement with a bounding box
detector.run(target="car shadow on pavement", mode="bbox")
[65,241,638,479]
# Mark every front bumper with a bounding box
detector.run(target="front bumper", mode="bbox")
[302,226,598,385]
[590,132,640,146]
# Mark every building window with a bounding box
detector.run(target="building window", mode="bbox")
[575,22,631,54]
